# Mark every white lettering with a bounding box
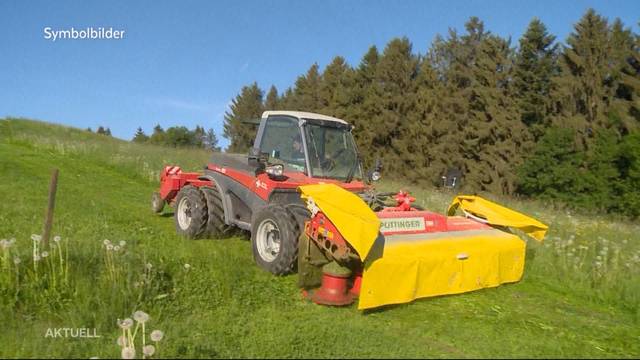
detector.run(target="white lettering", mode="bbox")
[43,27,52,40]
[380,217,426,233]
[43,27,125,41]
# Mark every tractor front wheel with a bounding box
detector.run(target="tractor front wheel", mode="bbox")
[251,205,299,275]
[174,185,208,239]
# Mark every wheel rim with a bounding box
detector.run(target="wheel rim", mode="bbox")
[256,219,281,262]
[177,197,192,230]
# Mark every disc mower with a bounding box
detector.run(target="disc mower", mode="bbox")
[153,111,548,310]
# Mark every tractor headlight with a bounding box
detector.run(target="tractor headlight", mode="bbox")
[370,171,381,182]
[265,164,284,178]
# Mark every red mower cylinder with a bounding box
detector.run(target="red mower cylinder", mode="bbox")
[309,262,355,306]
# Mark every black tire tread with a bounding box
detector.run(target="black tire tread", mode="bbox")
[174,185,208,239]
[201,186,232,237]
[251,205,300,275]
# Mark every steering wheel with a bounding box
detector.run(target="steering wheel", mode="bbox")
[320,157,336,171]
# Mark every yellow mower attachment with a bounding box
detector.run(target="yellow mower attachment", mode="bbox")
[298,184,548,310]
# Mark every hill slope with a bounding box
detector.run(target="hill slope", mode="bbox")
[0,118,638,358]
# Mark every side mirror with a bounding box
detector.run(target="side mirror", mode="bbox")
[248,147,268,173]
[367,158,383,183]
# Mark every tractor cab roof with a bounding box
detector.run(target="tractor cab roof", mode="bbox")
[262,111,349,126]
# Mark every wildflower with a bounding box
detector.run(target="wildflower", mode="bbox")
[121,346,135,359]
[53,236,61,243]
[31,234,42,242]
[41,251,49,258]
[106,244,114,251]
[103,239,111,246]
[150,330,164,342]
[13,257,21,265]
[143,345,156,357]
[114,245,121,252]
[117,335,126,347]
[118,318,134,330]
[133,310,149,323]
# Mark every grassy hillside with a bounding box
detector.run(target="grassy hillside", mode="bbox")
[0,117,639,358]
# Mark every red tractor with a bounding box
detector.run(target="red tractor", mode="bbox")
[153,111,376,275]
[153,111,548,310]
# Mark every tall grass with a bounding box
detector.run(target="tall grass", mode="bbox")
[1,117,639,358]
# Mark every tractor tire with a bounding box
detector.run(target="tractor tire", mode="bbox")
[174,185,208,239]
[151,192,165,213]
[201,186,232,238]
[251,205,299,275]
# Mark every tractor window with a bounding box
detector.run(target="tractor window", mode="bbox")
[259,116,306,172]
[304,123,361,181]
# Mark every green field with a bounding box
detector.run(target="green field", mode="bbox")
[1,117,639,358]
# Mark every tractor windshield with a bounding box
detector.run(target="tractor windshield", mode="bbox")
[304,121,361,181]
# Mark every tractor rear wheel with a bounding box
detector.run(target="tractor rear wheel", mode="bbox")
[201,186,231,238]
[174,185,208,239]
[251,205,299,275]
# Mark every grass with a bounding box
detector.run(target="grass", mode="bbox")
[0,117,639,358]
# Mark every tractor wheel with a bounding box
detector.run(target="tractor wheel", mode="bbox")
[201,186,231,238]
[151,192,165,213]
[174,185,208,239]
[251,205,299,275]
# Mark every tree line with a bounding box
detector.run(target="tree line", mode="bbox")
[131,125,221,150]
[222,9,640,216]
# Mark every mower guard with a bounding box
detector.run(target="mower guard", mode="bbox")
[298,184,548,310]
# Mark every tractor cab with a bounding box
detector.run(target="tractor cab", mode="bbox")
[252,111,363,182]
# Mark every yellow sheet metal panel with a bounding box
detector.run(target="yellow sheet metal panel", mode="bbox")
[298,184,380,260]
[447,195,548,241]
[358,229,525,310]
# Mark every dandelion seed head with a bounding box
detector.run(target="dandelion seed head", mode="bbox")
[118,318,134,330]
[150,329,164,342]
[106,244,114,251]
[184,263,191,270]
[114,245,121,252]
[146,263,153,270]
[31,234,42,242]
[103,239,111,246]
[119,240,126,247]
[121,346,135,359]
[13,257,21,265]
[143,345,156,357]
[133,310,149,323]
[53,236,61,243]
[34,255,41,262]
[41,251,49,258]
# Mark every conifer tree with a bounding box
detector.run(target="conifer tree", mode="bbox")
[223,82,264,153]
[513,18,559,138]
[133,127,149,143]
[291,64,322,111]
[264,85,280,110]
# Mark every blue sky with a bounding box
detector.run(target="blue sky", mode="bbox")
[1,0,638,148]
